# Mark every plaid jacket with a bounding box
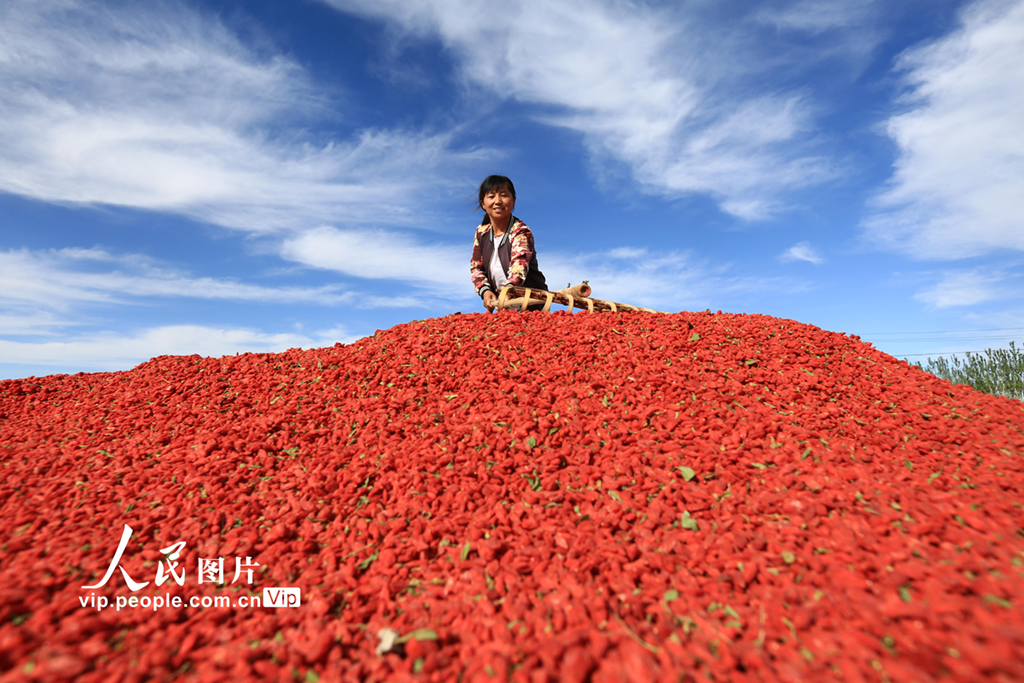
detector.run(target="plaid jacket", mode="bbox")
[470,216,547,298]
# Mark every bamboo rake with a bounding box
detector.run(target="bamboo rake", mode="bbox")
[495,285,664,314]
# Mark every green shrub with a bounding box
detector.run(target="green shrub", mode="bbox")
[915,341,1023,401]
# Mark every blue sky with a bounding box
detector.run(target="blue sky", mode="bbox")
[1,0,1022,379]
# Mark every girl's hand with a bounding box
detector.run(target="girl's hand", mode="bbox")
[483,291,498,312]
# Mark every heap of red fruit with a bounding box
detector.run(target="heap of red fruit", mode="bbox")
[1,310,1023,683]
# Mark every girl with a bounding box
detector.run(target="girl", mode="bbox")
[469,175,547,311]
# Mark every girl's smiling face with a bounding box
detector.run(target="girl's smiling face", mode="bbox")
[482,185,515,226]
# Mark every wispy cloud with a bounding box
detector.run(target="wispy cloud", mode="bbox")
[0,248,354,315]
[542,247,801,312]
[779,242,824,264]
[914,268,1019,308]
[755,0,880,34]
[0,324,362,371]
[0,311,72,337]
[0,0,484,233]
[320,0,829,220]
[279,226,471,293]
[866,0,1024,259]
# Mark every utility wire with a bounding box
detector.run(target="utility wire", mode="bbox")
[862,327,1024,335]
[860,328,1020,358]
[874,336,1019,343]
[898,351,990,358]
[860,334,1020,359]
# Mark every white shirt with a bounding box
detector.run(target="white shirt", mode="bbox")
[489,232,508,288]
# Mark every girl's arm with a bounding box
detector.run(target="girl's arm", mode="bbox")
[469,226,492,297]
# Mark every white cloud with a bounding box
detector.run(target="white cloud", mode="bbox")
[541,247,800,312]
[914,268,1018,308]
[320,0,827,220]
[755,0,879,34]
[866,0,1024,259]
[0,248,354,315]
[780,241,824,264]
[279,225,471,292]
[607,247,648,260]
[0,324,363,371]
[0,311,72,336]
[0,0,483,233]
[750,0,886,72]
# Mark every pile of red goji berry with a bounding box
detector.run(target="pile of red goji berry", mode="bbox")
[1,311,1023,683]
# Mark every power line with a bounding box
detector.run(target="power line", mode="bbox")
[898,351,988,358]
[862,329,1021,358]
[874,336,1019,343]
[862,327,1024,335]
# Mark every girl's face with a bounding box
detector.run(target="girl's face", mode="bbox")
[482,186,515,225]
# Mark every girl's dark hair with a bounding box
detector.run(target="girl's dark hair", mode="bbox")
[477,175,516,224]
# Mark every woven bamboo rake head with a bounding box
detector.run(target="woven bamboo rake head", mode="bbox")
[495,284,665,313]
